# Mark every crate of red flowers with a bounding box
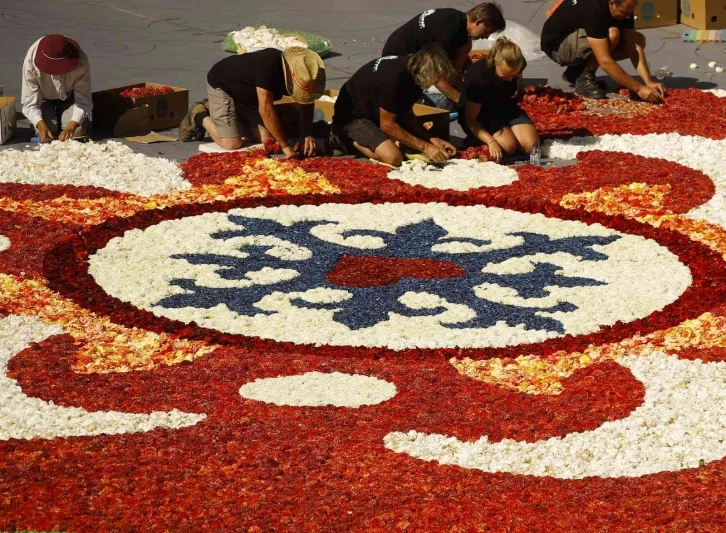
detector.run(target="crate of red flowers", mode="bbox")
[92,82,189,132]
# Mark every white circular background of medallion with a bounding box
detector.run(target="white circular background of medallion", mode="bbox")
[89,202,691,350]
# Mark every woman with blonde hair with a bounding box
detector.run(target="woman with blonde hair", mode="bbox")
[458,37,539,163]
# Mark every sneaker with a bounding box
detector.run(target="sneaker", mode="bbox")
[178,101,207,142]
[575,68,606,99]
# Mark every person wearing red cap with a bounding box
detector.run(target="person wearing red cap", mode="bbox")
[21,34,92,143]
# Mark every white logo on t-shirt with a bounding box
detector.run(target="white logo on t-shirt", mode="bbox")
[419,9,435,28]
[572,0,577,4]
[373,55,398,72]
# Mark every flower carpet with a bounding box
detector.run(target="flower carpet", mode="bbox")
[2,88,726,531]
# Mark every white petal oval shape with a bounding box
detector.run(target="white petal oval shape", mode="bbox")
[240,371,396,407]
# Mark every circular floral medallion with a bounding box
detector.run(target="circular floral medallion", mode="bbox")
[90,202,691,350]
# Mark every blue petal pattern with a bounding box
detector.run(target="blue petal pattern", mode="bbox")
[157,215,617,333]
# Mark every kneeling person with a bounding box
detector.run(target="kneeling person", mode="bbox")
[459,37,539,163]
[21,34,92,143]
[181,47,325,156]
[541,0,664,102]
[331,46,457,167]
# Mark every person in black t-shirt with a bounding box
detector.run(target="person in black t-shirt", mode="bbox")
[179,47,325,156]
[331,46,457,167]
[382,3,505,107]
[459,38,538,163]
[540,0,664,102]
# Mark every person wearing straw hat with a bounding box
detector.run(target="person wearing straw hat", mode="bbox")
[180,46,325,156]
[21,34,92,143]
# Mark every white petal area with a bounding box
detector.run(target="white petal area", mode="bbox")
[388,159,519,191]
[544,133,726,229]
[90,213,311,308]
[704,89,726,97]
[384,351,726,479]
[0,140,189,197]
[239,372,396,407]
[0,315,206,440]
[0,235,9,252]
[94,203,692,350]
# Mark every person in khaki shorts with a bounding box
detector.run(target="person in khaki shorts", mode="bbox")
[540,0,664,102]
[180,47,325,157]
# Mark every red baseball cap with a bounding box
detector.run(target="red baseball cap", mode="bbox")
[34,34,81,75]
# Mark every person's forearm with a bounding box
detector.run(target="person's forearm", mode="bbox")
[259,105,290,147]
[434,79,461,105]
[631,44,653,83]
[601,60,642,92]
[468,118,493,145]
[380,121,428,152]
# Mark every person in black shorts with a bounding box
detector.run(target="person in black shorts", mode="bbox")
[179,47,325,157]
[541,0,664,102]
[458,37,538,163]
[331,46,458,167]
[382,3,505,107]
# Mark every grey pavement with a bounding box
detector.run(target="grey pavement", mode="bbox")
[1,0,725,161]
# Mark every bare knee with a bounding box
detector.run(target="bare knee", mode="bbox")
[495,129,517,155]
[218,137,243,150]
[375,140,403,167]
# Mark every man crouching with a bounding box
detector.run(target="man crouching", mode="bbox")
[180,47,325,157]
[330,45,457,167]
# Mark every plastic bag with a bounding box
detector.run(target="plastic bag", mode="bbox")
[472,20,546,62]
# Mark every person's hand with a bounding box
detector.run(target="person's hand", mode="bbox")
[646,80,666,100]
[282,145,297,158]
[302,136,317,157]
[58,121,79,142]
[430,137,457,157]
[36,121,54,143]
[637,85,664,104]
[487,139,503,163]
[423,142,449,163]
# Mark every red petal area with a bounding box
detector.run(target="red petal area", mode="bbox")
[0,183,131,202]
[326,254,467,288]
[0,339,720,532]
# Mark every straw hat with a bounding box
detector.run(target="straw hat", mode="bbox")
[282,47,325,104]
[34,34,81,75]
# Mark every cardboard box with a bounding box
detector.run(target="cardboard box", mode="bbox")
[92,82,189,132]
[0,97,17,145]
[469,49,490,62]
[681,0,726,30]
[634,0,678,28]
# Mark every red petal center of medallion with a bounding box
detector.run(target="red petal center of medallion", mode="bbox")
[326,254,467,288]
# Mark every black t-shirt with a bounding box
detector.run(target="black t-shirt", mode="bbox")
[541,0,635,56]
[460,58,527,115]
[381,8,470,58]
[206,48,288,106]
[333,56,423,125]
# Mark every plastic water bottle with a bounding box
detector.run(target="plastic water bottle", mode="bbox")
[529,142,541,165]
[655,66,671,80]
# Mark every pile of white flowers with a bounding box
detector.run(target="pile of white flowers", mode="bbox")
[0,140,190,197]
[232,25,307,54]
[388,159,519,191]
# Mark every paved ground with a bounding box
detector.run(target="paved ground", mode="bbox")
[1,0,725,160]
